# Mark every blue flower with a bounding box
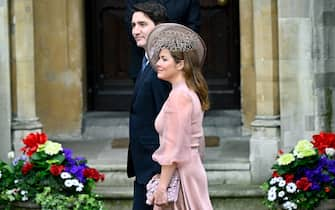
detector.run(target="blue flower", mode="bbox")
[12,155,28,165]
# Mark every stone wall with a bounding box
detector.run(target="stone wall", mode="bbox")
[0,0,12,161]
[313,0,335,132]
[33,0,85,139]
[278,0,335,151]
[278,0,316,150]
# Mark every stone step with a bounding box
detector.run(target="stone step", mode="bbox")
[94,184,267,210]
[82,110,242,141]
[93,161,251,188]
[67,138,252,188]
[111,135,221,148]
[60,137,251,187]
[82,112,129,140]
[94,184,264,199]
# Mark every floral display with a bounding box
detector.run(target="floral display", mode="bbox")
[0,132,105,209]
[262,132,335,210]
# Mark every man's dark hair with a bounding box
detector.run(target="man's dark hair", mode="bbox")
[132,1,168,24]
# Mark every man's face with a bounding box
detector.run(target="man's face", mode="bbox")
[131,11,155,48]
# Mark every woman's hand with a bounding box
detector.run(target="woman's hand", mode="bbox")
[152,164,177,206]
[153,186,168,207]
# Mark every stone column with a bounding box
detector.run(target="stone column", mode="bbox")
[0,0,12,161]
[34,0,84,139]
[10,0,42,153]
[239,0,256,134]
[249,0,280,183]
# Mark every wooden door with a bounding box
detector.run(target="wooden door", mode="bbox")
[86,0,240,111]
[200,0,240,109]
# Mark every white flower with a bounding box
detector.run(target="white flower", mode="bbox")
[267,190,277,201]
[269,186,277,192]
[278,180,286,187]
[60,172,72,179]
[64,179,73,187]
[286,183,297,193]
[282,201,297,210]
[43,141,63,155]
[20,190,28,195]
[292,203,297,209]
[293,140,316,158]
[71,179,80,186]
[277,153,295,165]
[76,184,84,192]
[0,171,2,179]
[7,151,15,160]
[326,148,335,156]
[278,191,285,197]
[276,176,283,182]
[14,179,19,184]
[269,178,277,185]
[22,196,28,201]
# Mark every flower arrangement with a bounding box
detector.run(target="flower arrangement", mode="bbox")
[0,132,105,209]
[261,132,335,210]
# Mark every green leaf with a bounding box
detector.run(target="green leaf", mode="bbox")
[46,154,65,165]
[260,182,269,192]
[32,151,48,161]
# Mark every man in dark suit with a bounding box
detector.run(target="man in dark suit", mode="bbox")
[127,2,171,210]
[125,0,201,82]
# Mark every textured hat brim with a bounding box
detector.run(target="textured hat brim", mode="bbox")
[146,23,207,68]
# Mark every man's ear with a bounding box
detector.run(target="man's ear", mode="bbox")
[176,60,184,71]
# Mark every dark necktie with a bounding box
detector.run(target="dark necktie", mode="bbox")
[135,56,148,84]
[141,56,148,73]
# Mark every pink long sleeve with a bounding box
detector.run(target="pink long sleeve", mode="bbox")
[153,89,193,166]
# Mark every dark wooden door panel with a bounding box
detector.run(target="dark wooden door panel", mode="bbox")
[86,0,240,111]
[199,1,240,109]
[87,0,134,110]
[101,5,130,79]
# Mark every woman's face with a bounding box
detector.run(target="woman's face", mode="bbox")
[155,48,183,83]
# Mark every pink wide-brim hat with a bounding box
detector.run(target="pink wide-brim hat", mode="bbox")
[146,23,207,67]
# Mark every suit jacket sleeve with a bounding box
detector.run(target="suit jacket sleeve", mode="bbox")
[184,0,201,32]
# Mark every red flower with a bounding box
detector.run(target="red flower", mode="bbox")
[296,177,312,191]
[22,162,34,175]
[21,132,48,156]
[83,168,104,182]
[50,164,65,176]
[284,174,294,183]
[100,173,105,181]
[278,149,284,155]
[312,132,335,154]
[325,187,331,193]
[272,171,279,177]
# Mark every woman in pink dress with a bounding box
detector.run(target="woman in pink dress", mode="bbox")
[146,23,213,210]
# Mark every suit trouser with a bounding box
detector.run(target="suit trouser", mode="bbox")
[133,180,153,210]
